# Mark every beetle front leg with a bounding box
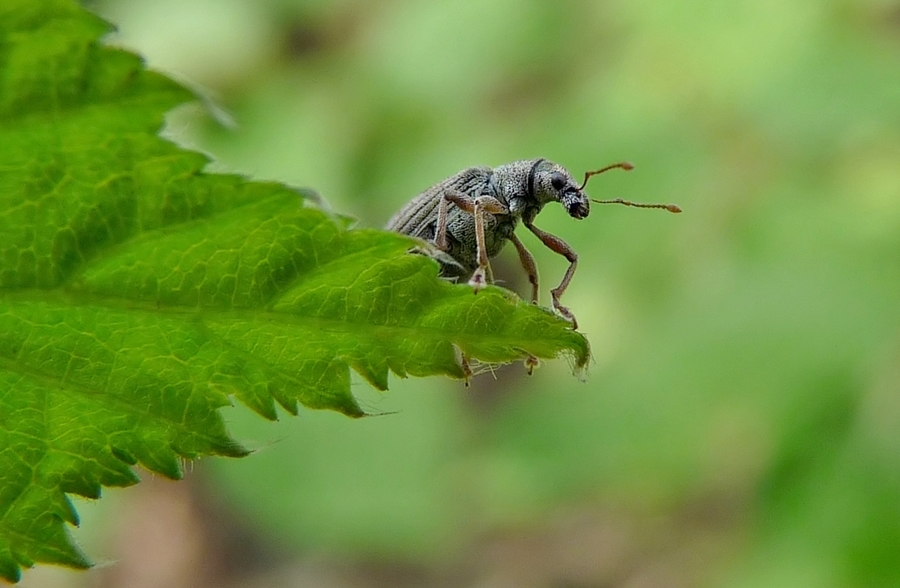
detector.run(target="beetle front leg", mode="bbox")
[524,221,579,329]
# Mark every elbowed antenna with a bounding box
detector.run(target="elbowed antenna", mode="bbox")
[578,161,634,190]
[591,198,682,213]
[581,162,681,213]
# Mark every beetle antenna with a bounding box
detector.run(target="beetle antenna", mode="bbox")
[591,198,682,213]
[579,161,634,190]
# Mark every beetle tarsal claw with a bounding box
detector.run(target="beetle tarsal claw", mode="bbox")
[469,267,487,292]
[553,302,579,330]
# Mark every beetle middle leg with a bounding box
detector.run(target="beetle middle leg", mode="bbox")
[436,191,509,292]
[509,233,543,371]
[509,232,539,305]
[524,220,580,329]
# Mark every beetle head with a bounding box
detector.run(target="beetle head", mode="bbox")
[532,160,681,219]
[532,162,591,219]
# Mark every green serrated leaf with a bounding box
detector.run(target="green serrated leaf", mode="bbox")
[0,0,590,581]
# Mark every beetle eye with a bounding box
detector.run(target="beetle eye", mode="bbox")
[550,172,567,191]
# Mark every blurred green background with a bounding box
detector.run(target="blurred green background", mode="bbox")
[29,0,900,586]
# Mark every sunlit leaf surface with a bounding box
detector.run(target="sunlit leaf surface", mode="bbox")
[0,1,589,580]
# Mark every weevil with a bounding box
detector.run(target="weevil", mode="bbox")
[387,158,681,329]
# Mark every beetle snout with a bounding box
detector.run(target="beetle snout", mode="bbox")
[567,199,590,219]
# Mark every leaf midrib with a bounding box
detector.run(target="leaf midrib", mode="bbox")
[0,288,549,341]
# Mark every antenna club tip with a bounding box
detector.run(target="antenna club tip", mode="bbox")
[667,204,682,213]
[621,161,635,171]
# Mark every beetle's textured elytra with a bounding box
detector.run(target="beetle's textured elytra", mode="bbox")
[387,158,680,331]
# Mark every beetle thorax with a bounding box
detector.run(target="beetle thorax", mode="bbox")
[492,159,550,218]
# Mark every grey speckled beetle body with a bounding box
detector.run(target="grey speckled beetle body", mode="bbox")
[387,158,680,329]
